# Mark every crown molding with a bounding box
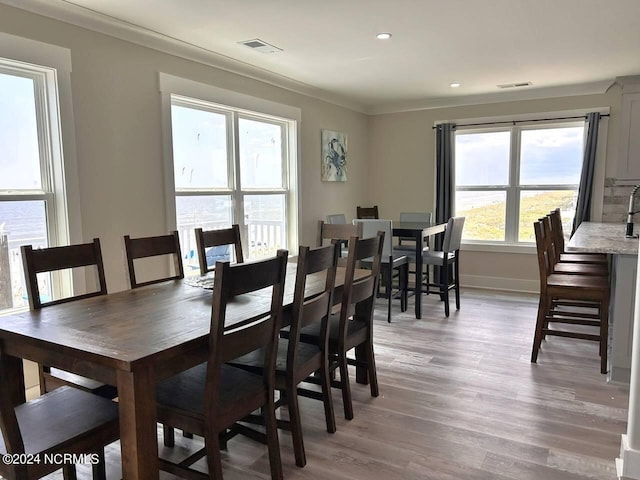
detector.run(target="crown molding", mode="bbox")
[366,79,616,115]
[0,0,368,113]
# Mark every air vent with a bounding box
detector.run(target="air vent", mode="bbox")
[239,39,283,54]
[497,82,532,89]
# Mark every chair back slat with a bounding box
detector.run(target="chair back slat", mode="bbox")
[356,205,379,219]
[206,250,287,399]
[21,238,107,310]
[124,231,184,288]
[195,225,244,275]
[442,217,465,252]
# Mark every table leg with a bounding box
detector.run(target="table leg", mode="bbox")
[117,366,159,479]
[414,233,423,319]
[0,351,25,405]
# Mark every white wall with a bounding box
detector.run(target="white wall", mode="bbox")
[0,4,371,292]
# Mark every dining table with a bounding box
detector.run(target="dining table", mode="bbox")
[0,262,368,479]
[392,221,447,319]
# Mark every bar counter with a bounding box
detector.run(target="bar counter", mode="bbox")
[567,221,639,383]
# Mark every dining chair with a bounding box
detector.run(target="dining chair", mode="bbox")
[229,243,339,467]
[353,219,408,322]
[155,250,288,480]
[300,232,384,420]
[422,216,465,317]
[326,213,347,224]
[195,224,244,275]
[20,239,117,399]
[531,218,610,373]
[0,349,119,480]
[356,205,379,219]
[123,231,184,288]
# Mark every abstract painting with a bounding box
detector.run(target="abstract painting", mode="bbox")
[321,129,347,182]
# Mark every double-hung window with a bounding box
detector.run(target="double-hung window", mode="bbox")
[454,121,585,245]
[170,94,296,273]
[0,58,69,313]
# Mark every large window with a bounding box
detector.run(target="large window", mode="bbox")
[454,122,585,244]
[170,95,295,273]
[0,59,69,313]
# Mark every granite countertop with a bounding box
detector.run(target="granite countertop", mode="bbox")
[567,222,640,255]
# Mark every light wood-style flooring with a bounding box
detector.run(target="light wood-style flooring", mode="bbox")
[44,289,629,479]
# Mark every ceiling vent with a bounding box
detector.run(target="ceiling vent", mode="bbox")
[239,39,283,54]
[497,81,532,89]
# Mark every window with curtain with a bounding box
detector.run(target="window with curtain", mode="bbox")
[170,94,295,274]
[454,121,585,244]
[0,59,69,313]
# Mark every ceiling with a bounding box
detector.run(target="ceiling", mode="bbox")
[6,0,640,113]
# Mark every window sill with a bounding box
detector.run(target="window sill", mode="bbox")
[461,242,536,254]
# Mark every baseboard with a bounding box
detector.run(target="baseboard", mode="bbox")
[460,274,539,294]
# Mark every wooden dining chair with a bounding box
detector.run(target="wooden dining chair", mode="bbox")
[356,205,379,219]
[20,239,117,399]
[229,243,339,467]
[195,224,244,275]
[123,231,184,288]
[301,232,384,420]
[0,349,119,480]
[353,219,408,322]
[316,220,362,262]
[531,218,610,374]
[155,250,288,480]
[422,216,465,317]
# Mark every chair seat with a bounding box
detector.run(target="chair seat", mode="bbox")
[547,273,610,291]
[422,251,456,265]
[299,315,368,352]
[551,263,608,276]
[229,339,322,383]
[156,363,265,424]
[393,245,429,256]
[0,386,119,456]
[559,252,608,264]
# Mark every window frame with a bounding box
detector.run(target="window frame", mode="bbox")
[0,33,80,315]
[454,119,587,246]
[159,73,300,267]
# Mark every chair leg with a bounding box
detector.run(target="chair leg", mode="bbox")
[337,352,354,420]
[91,449,107,480]
[531,295,549,363]
[286,379,306,467]
[454,257,461,311]
[442,260,450,317]
[183,431,194,439]
[601,296,610,374]
[264,390,284,480]
[319,358,336,433]
[386,265,392,323]
[205,427,224,480]
[163,424,175,447]
[62,465,77,480]
[365,340,379,398]
[400,263,408,312]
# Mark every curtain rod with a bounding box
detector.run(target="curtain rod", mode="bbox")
[433,113,610,129]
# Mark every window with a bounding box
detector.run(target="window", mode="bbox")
[454,121,585,245]
[170,95,296,273]
[0,59,69,313]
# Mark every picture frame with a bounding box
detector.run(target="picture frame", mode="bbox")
[321,129,347,182]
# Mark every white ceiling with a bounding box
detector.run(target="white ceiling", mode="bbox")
[6,0,640,113]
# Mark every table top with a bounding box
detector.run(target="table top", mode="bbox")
[567,222,640,255]
[0,264,359,374]
[392,221,446,236]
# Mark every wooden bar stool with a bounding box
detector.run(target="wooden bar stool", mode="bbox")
[531,219,610,374]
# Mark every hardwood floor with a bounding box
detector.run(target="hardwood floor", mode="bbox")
[43,289,629,479]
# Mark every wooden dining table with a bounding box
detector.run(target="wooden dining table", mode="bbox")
[392,221,447,319]
[0,263,367,479]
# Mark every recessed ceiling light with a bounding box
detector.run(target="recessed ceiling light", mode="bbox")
[450,83,461,88]
[376,33,392,40]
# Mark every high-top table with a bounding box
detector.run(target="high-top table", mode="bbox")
[0,264,367,479]
[392,221,447,319]
[567,222,639,383]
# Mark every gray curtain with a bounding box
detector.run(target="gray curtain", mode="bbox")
[435,123,455,250]
[571,112,601,236]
